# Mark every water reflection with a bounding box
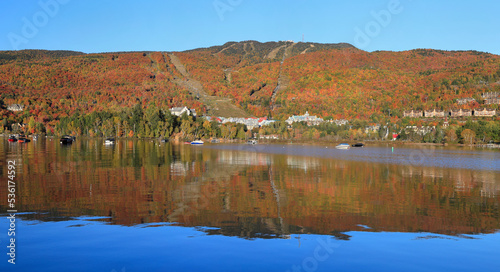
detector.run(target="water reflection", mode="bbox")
[1,139,499,240]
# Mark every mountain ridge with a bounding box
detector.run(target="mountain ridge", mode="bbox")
[0,41,499,122]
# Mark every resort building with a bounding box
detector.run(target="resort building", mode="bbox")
[328,119,349,126]
[424,109,445,118]
[170,107,197,117]
[482,92,499,99]
[285,111,324,126]
[7,104,24,112]
[474,108,496,117]
[259,119,276,127]
[450,109,472,117]
[403,110,423,118]
[456,97,476,105]
[482,92,499,105]
[202,116,277,130]
[485,98,500,105]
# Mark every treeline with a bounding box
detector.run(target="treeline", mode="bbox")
[53,104,251,140]
[258,118,500,145]
[1,103,254,141]
[2,105,499,145]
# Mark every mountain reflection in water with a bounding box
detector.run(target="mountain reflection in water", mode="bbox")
[1,139,499,240]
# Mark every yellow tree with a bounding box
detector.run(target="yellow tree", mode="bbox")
[203,120,212,137]
[461,129,476,145]
[445,128,457,143]
[113,117,122,137]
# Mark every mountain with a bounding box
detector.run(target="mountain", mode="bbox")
[0,41,499,123]
[0,49,84,65]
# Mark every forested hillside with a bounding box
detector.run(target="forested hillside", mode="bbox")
[0,42,499,137]
[173,42,500,119]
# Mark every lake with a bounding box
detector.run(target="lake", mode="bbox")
[1,138,499,272]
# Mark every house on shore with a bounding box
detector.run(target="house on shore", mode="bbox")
[259,134,280,140]
[365,124,381,134]
[405,126,435,136]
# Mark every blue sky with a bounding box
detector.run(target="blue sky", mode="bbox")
[1,0,499,54]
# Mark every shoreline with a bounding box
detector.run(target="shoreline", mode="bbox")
[1,134,499,149]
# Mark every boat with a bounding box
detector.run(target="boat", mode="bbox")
[335,143,350,149]
[247,139,258,145]
[159,138,168,143]
[352,143,365,147]
[60,135,73,144]
[18,136,30,143]
[190,140,204,145]
[104,138,116,145]
[8,136,17,142]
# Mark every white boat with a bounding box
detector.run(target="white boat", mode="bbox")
[335,143,350,149]
[247,139,258,145]
[191,140,204,145]
[104,138,116,145]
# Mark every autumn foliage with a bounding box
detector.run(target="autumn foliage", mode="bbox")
[1,42,499,135]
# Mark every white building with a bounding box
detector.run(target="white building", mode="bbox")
[456,98,476,105]
[7,104,24,112]
[329,119,349,126]
[365,124,381,133]
[203,116,277,130]
[170,107,197,117]
[286,111,324,126]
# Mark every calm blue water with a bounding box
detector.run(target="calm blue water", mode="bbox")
[1,139,499,271]
[1,216,499,272]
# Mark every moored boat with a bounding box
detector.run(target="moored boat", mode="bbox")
[352,143,365,147]
[18,136,31,143]
[191,140,204,145]
[60,135,73,144]
[8,136,17,142]
[104,138,116,145]
[335,143,350,149]
[18,135,31,143]
[247,139,258,145]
